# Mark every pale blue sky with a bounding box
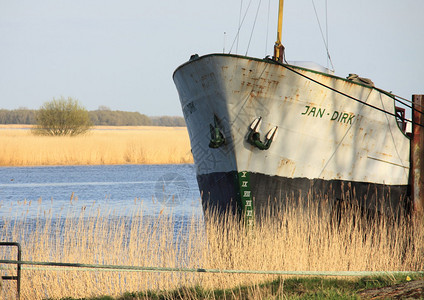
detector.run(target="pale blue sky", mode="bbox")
[0,0,423,116]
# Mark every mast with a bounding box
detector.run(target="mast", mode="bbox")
[273,0,285,62]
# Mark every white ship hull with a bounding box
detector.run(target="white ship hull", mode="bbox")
[173,54,410,219]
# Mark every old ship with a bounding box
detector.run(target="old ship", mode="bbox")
[173,0,412,222]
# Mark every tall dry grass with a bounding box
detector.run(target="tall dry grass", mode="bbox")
[1,196,423,299]
[0,126,193,166]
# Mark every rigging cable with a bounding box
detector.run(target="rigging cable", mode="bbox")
[375,87,424,114]
[272,60,424,128]
[379,93,409,177]
[386,91,424,107]
[265,0,271,57]
[311,0,334,71]
[229,0,254,54]
[237,0,243,53]
[325,0,329,70]
[315,89,373,180]
[246,0,263,55]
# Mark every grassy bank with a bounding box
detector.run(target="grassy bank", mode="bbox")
[59,275,423,299]
[1,197,423,299]
[0,125,193,166]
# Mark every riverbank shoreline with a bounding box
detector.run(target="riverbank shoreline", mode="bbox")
[0,124,187,130]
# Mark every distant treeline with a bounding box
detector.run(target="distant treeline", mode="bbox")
[0,109,186,127]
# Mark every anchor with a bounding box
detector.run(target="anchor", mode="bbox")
[209,115,226,148]
[247,117,278,150]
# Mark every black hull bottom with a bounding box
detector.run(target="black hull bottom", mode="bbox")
[197,171,411,219]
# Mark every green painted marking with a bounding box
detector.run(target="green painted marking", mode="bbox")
[238,171,254,227]
[307,106,316,116]
[301,105,355,124]
[317,108,325,118]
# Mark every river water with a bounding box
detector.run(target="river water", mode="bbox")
[0,164,202,220]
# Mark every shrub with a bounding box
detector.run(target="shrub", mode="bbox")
[32,97,92,136]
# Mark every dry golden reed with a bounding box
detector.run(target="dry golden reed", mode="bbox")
[1,196,423,299]
[0,126,193,166]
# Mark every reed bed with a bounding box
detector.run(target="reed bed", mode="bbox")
[0,126,193,166]
[1,196,423,299]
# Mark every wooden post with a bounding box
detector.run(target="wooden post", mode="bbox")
[411,94,424,214]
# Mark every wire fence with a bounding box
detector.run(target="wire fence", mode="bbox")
[2,259,424,277]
